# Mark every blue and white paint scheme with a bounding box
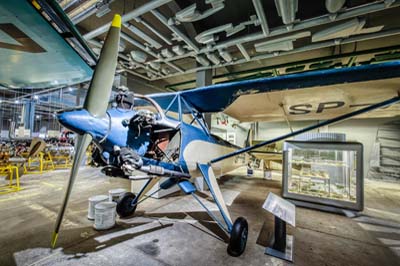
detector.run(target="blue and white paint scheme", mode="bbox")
[57,61,400,246]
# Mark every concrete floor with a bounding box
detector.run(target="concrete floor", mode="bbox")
[0,167,399,266]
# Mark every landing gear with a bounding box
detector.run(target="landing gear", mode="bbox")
[227,217,248,257]
[116,192,137,217]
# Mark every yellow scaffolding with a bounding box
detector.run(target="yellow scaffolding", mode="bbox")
[47,152,72,169]
[0,164,21,194]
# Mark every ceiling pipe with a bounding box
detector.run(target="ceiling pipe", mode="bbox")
[70,4,97,24]
[135,17,172,45]
[149,28,400,81]
[68,0,97,19]
[236,44,251,61]
[144,0,400,67]
[120,33,157,59]
[123,22,162,49]
[150,9,200,53]
[165,44,400,89]
[70,0,116,24]
[59,0,79,10]
[165,62,185,73]
[83,0,173,40]
[252,0,269,36]
[121,33,182,75]
[205,0,400,52]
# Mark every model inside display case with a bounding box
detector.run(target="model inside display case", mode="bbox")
[282,141,363,212]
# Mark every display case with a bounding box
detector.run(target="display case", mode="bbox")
[282,141,363,211]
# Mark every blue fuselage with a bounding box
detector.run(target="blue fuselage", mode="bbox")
[57,107,234,175]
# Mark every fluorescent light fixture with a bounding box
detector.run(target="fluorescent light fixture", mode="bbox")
[311,18,382,42]
[254,31,310,53]
[325,0,346,13]
[255,40,293,53]
[275,0,298,25]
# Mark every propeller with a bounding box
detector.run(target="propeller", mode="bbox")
[51,14,121,248]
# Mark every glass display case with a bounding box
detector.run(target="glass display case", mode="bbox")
[282,141,363,211]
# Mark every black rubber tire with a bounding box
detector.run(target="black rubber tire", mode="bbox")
[227,217,248,257]
[116,192,137,218]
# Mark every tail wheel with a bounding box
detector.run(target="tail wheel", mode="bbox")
[116,192,137,218]
[227,217,248,257]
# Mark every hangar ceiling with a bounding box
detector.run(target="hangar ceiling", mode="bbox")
[60,0,400,91]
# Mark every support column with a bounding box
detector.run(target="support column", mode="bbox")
[76,88,82,106]
[196,69,212,128]
[195,69,213,191]
[22,100,35,138]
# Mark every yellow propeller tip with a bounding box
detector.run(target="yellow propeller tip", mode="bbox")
[111,14,122,28]
[51,232,59,248]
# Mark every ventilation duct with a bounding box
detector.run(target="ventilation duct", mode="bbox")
[172,45,186,56]
[195,24,231,44]
[170,0,225,24]
[325,0,346,13]
[206,53,221,65]
[275,0,298,25]
[130,50,147,63]
[219,50,233,62]
[196,55,210,66]
[161,67,171,75]
[149,61,161,70]
[161,49,174,58]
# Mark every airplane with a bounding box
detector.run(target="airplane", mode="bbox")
[1,1,400,258]
[49,13,400,257]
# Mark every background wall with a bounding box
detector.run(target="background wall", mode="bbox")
[256,117,399,177]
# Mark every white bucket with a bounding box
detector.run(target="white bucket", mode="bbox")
[264,170,272,180]
[87,195,109,220]
[108,188,127,202]
[94,201,117,230]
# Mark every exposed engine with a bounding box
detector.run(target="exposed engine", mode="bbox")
[100,90,185,179]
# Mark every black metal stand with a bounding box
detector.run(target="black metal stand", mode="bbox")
[265,216,294,262]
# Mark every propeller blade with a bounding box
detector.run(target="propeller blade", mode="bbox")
[51,14,121,248]
[83,14,121,117]
[51,133,92,248]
